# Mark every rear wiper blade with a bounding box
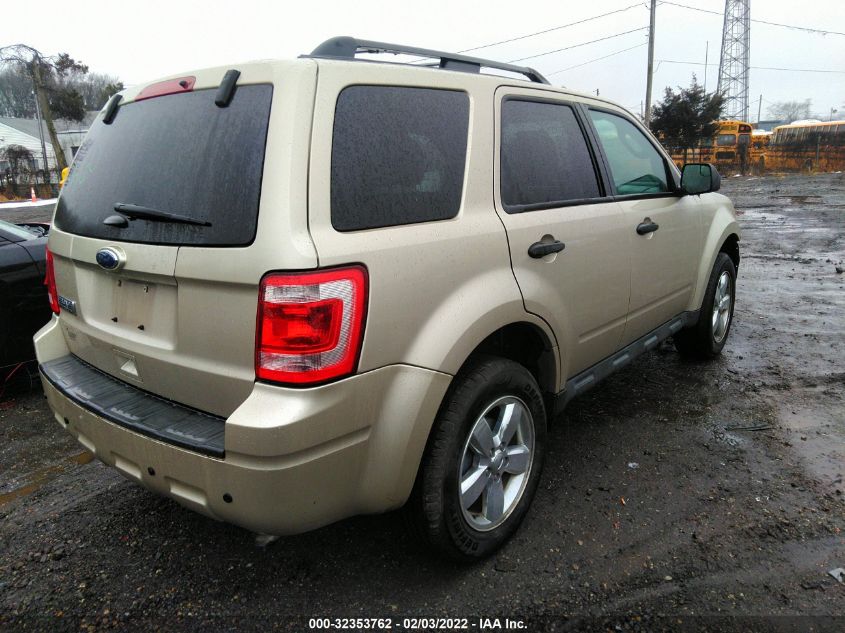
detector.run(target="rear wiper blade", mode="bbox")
[113,203,211,227]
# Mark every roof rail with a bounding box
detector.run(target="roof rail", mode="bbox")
[306,36,550,85]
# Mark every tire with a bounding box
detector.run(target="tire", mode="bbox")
[674,252,736,359]
[408,356,547,561]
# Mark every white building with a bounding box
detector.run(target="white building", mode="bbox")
[0,112,96,172]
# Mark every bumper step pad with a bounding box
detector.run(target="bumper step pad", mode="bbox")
[41,355,225,457]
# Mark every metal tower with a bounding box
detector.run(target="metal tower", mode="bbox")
[717,0,751,121]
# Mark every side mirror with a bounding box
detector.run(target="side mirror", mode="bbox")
[681,163,721,195]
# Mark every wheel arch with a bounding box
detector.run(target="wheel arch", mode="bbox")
[462,321,558,397]
[391,319,558,509]
[720,233,740,272]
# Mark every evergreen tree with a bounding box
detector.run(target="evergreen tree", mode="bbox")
[650,76,724,162]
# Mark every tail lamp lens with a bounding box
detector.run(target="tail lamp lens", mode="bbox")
[45,248,60,315]
[256,266,367,385]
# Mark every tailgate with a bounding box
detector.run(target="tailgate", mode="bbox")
[48,60,319,417]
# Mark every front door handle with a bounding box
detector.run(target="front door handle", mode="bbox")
[528,239,566,258]
[636,219,659,235]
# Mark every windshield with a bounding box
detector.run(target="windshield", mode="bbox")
[716,134,737,147]
[54,85,272,246]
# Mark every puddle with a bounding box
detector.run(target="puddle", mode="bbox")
[0,450,94,507]
[771,195,824,204]
[777,394,845,491]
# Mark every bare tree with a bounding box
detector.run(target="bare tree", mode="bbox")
[766,99,813,124]
[0,45,89,172]
[1,67,123,118]
[62,71,124,111]
[0,144,35,185]
[0,69,34,117]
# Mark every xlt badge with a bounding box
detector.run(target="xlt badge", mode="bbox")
[57,295,77,315]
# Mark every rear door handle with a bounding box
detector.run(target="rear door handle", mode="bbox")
[528,240,566,258]
[636,219,659,235]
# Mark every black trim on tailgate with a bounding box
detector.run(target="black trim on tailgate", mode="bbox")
[41,355,225,458]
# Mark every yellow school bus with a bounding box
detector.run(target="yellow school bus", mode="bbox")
[668,120,753,173]
[767,120,845,172]
[749,130,771,174]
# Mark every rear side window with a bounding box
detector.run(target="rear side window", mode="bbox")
[331,86,469,231]
[55,85,272,246]
[588,109,669,195]
[500,100,600,211]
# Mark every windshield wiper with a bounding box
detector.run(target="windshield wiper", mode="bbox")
[113,203,211,227]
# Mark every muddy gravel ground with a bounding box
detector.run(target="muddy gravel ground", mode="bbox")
[1,174,843,632]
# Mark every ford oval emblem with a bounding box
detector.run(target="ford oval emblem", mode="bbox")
[95,247,124,271]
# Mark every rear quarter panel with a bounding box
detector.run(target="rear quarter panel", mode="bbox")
[307,61,558,381]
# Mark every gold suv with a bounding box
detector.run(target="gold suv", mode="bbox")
[35,37,740,560]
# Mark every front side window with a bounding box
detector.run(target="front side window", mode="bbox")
[500,100,600,210]
[331,86,469,231]
[588,110,669,195]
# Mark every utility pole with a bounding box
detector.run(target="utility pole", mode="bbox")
[644,0,657,126]
[757,94,762,124]
[704,41,709,93]
[32,90,49,173]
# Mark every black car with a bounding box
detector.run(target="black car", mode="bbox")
[0,219,51,364]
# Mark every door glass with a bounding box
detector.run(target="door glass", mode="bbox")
[588,110,669,195]
[500,100,600,211]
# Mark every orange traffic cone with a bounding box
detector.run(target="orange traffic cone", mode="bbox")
[30,187,37,203]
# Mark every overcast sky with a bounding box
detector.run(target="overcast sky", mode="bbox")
[6,0,845,120]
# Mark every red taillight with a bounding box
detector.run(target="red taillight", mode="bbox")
[256,266,368,385]
[44,248,60,315]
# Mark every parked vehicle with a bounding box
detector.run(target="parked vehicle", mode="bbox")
[749,129,772,174]
[767,119,845,172]
[1,219,51,363]
[667,120,753,174]
[35,37,740,559]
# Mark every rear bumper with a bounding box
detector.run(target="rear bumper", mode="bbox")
[35,318,452,535]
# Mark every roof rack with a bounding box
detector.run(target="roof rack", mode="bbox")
[306,36,550,85]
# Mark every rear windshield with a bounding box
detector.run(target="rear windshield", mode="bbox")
[55,85,272,246]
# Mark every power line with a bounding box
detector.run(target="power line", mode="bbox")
[657,58,845,74]
[660,1,845,37]
[547,43,648,76]
[457,3,646,54]
[507,27,649,63]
